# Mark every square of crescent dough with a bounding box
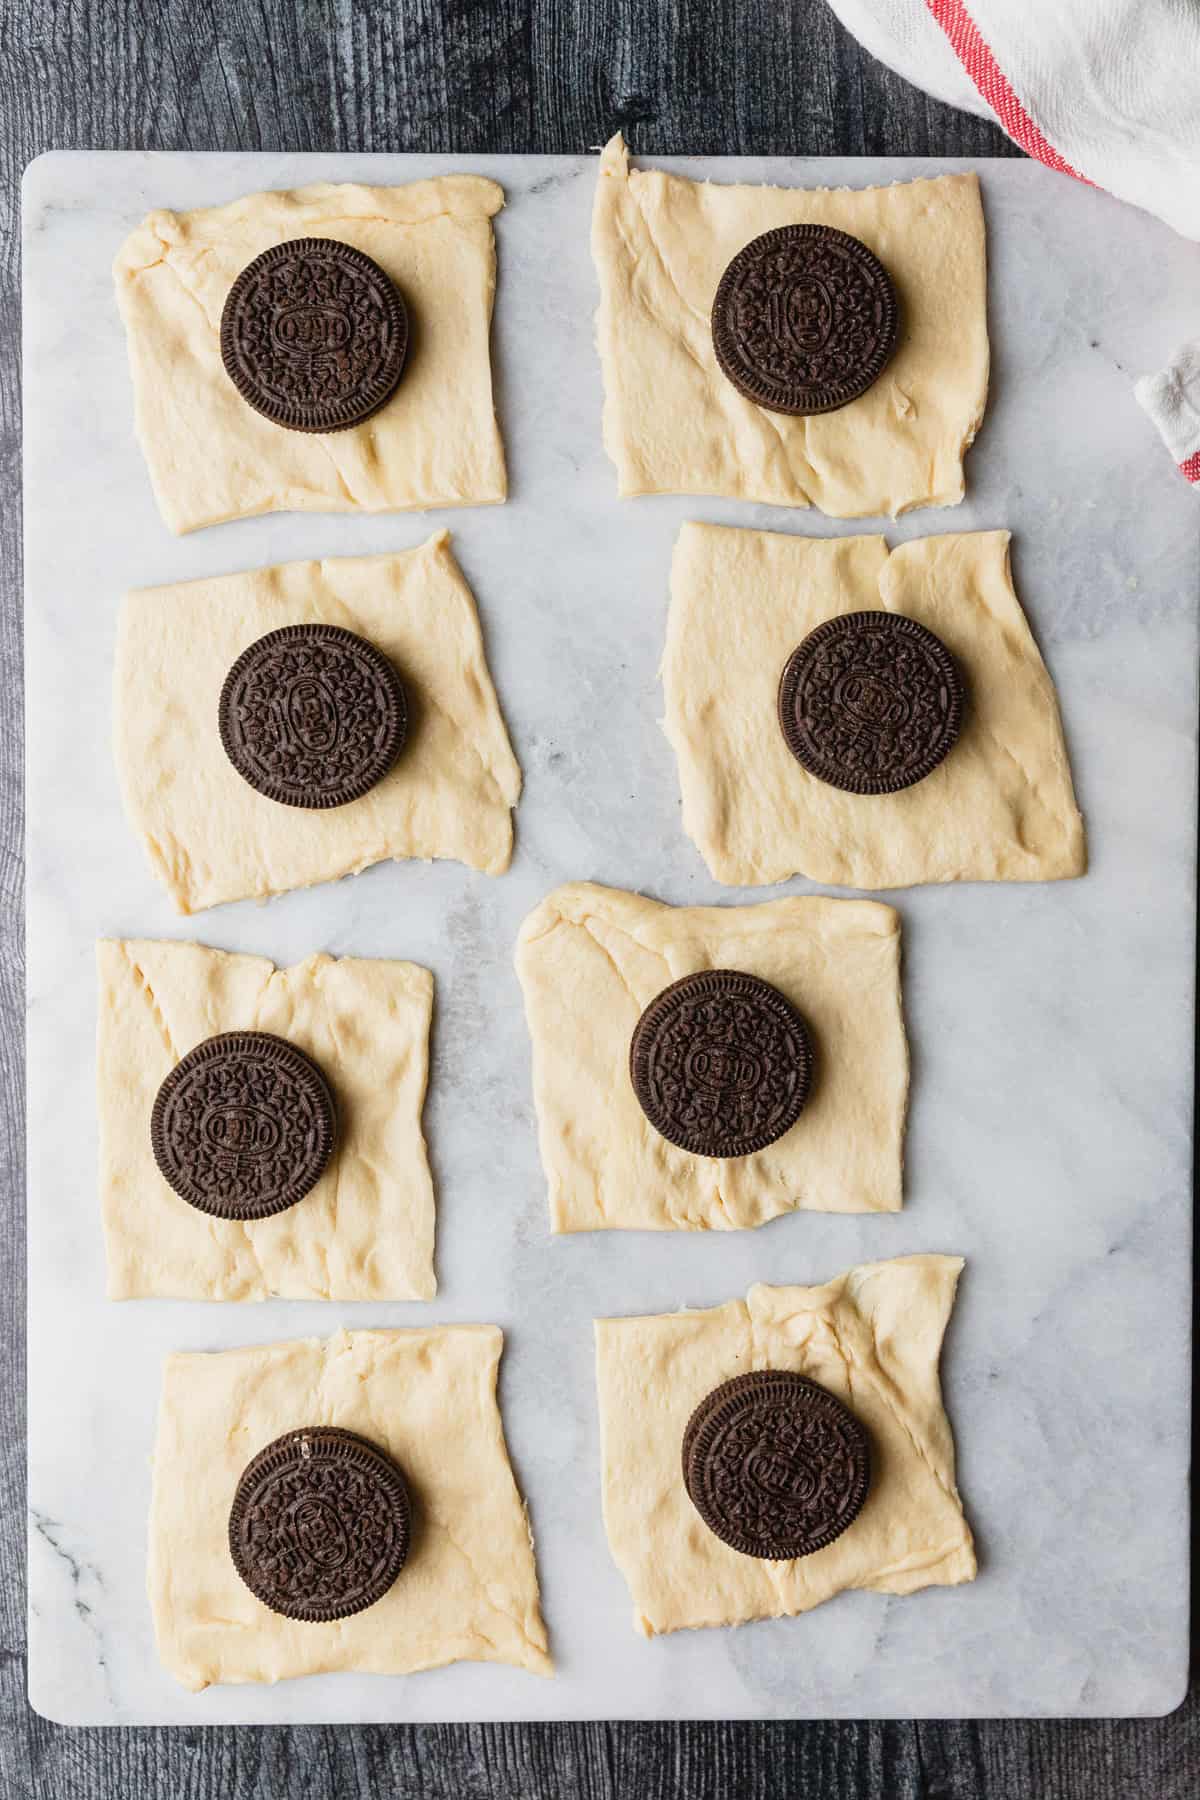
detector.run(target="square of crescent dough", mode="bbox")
[591,135,988,517]
[114,532,522,914]
[98,939,436,1301]
[595,1255,976,1637]
[149,1326,552,1689]
[514,882,907,1231]
[114,178,506,533]
[664,523,1086,890]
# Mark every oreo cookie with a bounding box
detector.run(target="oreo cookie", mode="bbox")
[218,623,408,810]
[220,238,409,433]
[629,970,813,1159]
[683,1371,870,1560]
[779,611,964,795]
[229,1426,412,1622]
[712,224,898,416]
[150,1030,335,1221]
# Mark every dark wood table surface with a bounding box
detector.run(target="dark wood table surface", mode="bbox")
[1,2,1194,1794]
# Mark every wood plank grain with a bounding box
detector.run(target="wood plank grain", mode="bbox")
[0,1,1193,1795]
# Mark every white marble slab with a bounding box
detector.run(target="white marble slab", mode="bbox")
[23,151,1195,1725]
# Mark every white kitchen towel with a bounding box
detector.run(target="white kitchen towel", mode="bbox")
[823,0,1200,485]
[824,0,1200,235]
[1135,345,1200,488]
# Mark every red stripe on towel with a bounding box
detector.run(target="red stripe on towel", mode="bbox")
[925,0,1090,183]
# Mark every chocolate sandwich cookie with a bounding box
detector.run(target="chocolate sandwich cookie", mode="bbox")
[683,1371,870,1560]
[779,611,964,795]
[229,1426,412,1622]
[150,1030,336,1221]
[712,224,898,416]
[629,970,813,1159]
[218,623,408,810]
[220,237,409,433]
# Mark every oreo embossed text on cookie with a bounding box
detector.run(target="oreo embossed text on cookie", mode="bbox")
[629,970,813,1158]
[229,1427,412,1621]
[779,611,964,795]
[712,225,898,416]
[683,1371,870,1559]
[220,238,409,433]
[150,1031,336,1221]
[218,624,408,810]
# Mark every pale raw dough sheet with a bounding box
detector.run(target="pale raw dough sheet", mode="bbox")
[663,523,1085,889]
[97,940,437,1302]
[516,882,908,1231]
[114,177,507,532]
[592,135,988,516]
[149,1326,551,1689]
[596,1255,975,1636]
[114,531,521,913]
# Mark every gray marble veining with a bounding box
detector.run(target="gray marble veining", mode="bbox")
[23,151,1195,1724]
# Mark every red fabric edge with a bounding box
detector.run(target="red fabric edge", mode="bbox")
[925,0,1090,183]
